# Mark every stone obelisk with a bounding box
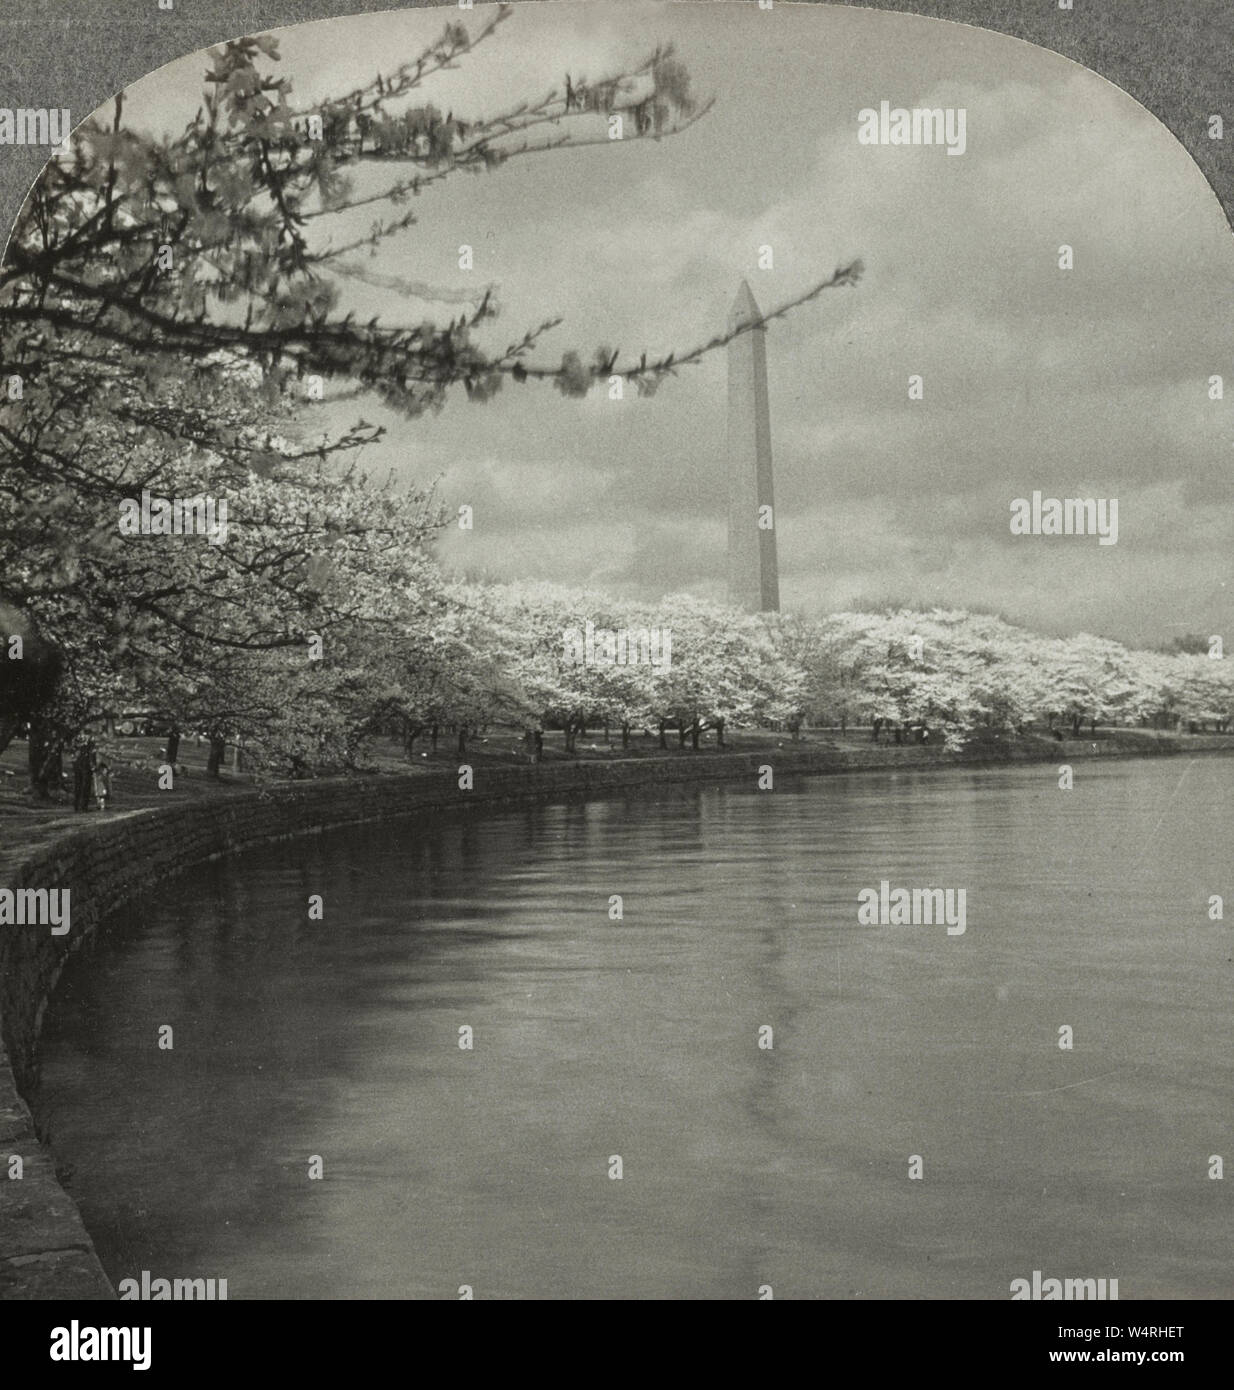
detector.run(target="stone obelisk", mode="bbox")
[726,280,780,612]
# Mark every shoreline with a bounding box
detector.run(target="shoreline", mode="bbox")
[2,729,1230,1300]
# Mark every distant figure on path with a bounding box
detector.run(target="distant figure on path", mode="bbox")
[72,737,94,812]
[92,753,112,812]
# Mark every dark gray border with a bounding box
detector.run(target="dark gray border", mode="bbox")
[0,1,1231,237]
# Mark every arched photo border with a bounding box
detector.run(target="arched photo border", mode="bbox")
[0,2,1229,240]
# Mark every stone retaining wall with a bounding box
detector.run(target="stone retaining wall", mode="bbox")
[0,733,1221,1299]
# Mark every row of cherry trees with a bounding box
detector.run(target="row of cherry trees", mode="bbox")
[778,608,1233,750]
[242,583,1231,770]
[6,472,1230,777]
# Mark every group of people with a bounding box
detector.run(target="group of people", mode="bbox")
[71,738,112,812]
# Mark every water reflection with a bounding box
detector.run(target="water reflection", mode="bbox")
[33,759,1234,1299]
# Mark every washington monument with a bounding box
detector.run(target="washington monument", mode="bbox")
[726,280,781,612]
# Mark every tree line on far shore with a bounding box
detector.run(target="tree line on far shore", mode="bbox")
[4,546,1231,796]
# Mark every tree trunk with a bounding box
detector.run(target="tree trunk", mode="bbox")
[72,744,91,811]
[715,718,725,749]
[678,722,688,748]
[431,724,439,751]
[165,730,180,765]
[206,735,225,779]
[621,722,630,749]
[26,729,42,793]
[457,728,467,757]
[871,719,882,743]
[27,722,55,799]
[0,716,19,760]
[690,720,700,751]
[658,720,668,750]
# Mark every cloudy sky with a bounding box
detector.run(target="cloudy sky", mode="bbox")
[124,1,1233,647]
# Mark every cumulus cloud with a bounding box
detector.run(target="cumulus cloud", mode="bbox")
[122,2,1233,646]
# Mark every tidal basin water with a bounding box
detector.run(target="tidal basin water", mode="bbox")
[33,757,1234,1299]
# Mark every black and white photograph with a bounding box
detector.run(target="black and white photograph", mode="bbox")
[0,0,1231,1350]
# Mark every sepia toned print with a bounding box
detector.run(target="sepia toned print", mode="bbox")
[1,2,1230,1318]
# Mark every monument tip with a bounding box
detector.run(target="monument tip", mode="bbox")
[729,278,764,332]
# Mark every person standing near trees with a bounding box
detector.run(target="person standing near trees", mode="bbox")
[91,752,112,812]
[72,737,94,812]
